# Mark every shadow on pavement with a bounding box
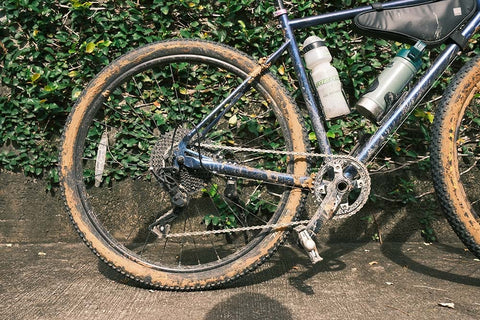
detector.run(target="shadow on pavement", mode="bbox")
[97,245,319,290]
[381,213,480,287]
[96,199,480,291]
[286,242,363,295]
[203,292,293,320]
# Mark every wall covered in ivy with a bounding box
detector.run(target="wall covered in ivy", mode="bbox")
[1,0,479,190]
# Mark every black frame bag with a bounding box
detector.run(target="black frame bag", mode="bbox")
[354,0,477,46]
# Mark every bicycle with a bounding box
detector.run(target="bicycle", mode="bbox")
[59,0,480,290]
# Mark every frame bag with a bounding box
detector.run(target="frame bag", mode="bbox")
[354,0,477,46]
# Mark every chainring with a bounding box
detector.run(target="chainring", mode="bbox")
[314,157,371,219]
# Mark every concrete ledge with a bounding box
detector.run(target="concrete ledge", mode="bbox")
[0,172,78,243]
[0,171,460,244]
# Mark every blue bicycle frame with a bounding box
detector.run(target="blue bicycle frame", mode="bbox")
[179,0,480,188]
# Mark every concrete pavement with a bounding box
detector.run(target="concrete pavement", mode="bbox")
[1,240,480,320]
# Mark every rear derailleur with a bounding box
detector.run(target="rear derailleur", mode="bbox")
[151,167,189,208]
[148,167,188,238]
[147,128,213,237]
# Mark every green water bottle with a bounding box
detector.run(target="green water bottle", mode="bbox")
[355,41,426,122]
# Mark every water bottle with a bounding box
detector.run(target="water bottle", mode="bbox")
[355,41,426,122]
[303,36,350,120]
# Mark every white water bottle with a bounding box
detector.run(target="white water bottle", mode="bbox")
[303,36,350,120]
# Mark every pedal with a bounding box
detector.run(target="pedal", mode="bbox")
[149,208,177,238]
[151,224,171,239]
[296,228,323,264]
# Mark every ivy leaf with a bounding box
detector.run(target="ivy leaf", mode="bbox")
[85,42,96,53]
[204,215,212,226]
[327,131,336,138]
[211,216,220,226]
[228,114,237,126]
[30,73,41,83]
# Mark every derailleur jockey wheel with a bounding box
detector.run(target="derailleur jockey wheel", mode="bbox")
[314,157,371,219]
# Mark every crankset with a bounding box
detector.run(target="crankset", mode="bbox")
[295,157,370,263]
[314,157,370,219]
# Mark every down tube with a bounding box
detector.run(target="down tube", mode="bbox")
[354,44,460,163]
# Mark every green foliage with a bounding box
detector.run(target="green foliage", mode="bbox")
[1,0,480,192]
[420,213,437,243]
[388,178,417,204]
[202,184,238,229]
[360,213,382,243]
[202,183,276,231]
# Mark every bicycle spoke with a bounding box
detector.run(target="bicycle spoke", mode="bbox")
[62,40,308,289]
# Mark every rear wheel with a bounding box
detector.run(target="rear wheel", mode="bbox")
[60,40,309,289]
[431,54,480,258]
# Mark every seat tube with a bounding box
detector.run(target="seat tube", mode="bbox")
[275,3,332,155]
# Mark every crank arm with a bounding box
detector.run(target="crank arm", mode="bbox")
[307,183,345,233]
[295,174,349,264]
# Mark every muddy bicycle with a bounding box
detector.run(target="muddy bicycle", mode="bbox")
[60,0,480,290]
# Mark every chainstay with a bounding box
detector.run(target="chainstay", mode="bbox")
[162,143,371,238]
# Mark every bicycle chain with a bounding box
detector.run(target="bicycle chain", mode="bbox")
[165,220,311,238]
[162,143,371,238]
[200,143,354,159]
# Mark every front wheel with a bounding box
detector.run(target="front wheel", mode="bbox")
[431,54,480,257]
[60,40,309,290]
